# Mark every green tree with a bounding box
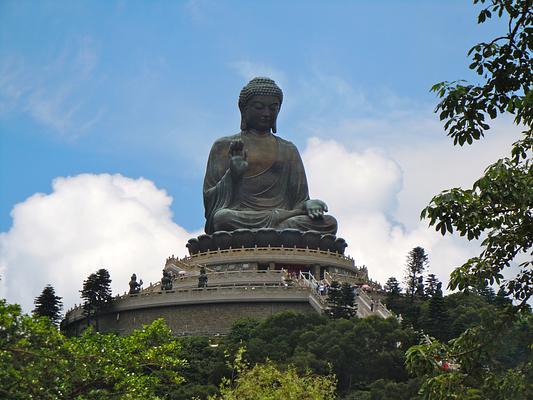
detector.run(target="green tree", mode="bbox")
[424,274,440,298]
[33,284,63,326]
[326,280,343,318]
[384,277,403,314]
[404,247,428,301]
[0,299,186,399]
[340,282,357,318]
[226,312,419,396]
[326,281,356,319]
[406,1,533,398]
[228,311,327,365]
[421,0,532,307]
[167,336,228,400]
[473,282,497,303]
[346,379,422,400]
[211,348,337,400]
[425,282,449,341]
[225,317,260,345]
[494,286,513,308]
[80,268,113,331]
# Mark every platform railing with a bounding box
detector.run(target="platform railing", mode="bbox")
[323,271,332,285]
[181,246,354,263]
[326,271,368,285]
[64,283,311,321]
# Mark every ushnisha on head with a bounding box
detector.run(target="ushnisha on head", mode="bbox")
[239,77,283,133]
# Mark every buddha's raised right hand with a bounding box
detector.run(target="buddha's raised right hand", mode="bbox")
[229,139,248,181]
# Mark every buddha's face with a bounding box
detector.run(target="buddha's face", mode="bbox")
[243,95,280,133]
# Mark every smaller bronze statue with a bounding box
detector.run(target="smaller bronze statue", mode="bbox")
[128,273,143,294]
[198,267,208,288]
[161,270,173,291]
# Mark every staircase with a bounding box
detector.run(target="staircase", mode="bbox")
[298,271,393,319]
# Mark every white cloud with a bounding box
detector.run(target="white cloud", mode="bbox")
[391,118,522,230]
[0,174,197,313]
[293,72,523,290]
[304,138,402,216]
[302,137,493,290]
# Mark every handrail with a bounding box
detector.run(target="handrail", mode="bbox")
[181,246,354,263]
[299,270,319,290]
[358,290,392,318]
[299,271,327,308]
[160,270,284,287]
[166,259,214,273]
[323,271,332,285]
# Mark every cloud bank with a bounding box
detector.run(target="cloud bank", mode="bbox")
[302,138,480,288]
[0,174,194,313]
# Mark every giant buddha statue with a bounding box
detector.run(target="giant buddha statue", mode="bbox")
[203,77,337,235]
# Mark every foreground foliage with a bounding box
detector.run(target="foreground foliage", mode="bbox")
[225,311,420,398]
[406,309,533,400]
[0,299,185,399]
[3,294,531,399]
[211,348,337,400]
[423,0,532,307]
[407,1,533,398]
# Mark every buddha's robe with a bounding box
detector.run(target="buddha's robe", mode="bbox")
[203,132,337,234]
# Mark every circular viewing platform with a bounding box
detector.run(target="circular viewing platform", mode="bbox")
[63,230,389,337]
[63,269,391,337]
[167,245,367,282]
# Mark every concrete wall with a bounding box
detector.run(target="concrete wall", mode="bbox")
[67,301,315,336]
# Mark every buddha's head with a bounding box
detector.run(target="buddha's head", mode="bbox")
[239,77,283,133]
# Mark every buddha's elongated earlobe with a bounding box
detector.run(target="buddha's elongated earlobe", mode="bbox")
[240,115,247,131]
[272,119,277,134]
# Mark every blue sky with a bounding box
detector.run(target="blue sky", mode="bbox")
[0,1,517,310]
[0,0,504,231]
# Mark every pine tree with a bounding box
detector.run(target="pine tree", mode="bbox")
[384,277,402,314]
[474,282,496,304]
[404,247,429,301]
[33,284,63,326]
[326,281,343,319]
[424,274,440,298]
[426,282,448,341]
[494,286,512,308]
[340,282,357,318]
[415,276,425,298]
[327,281,357,319]
[80,268,112,331]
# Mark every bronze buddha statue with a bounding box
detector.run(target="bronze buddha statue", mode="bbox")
[203,77,337,235]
